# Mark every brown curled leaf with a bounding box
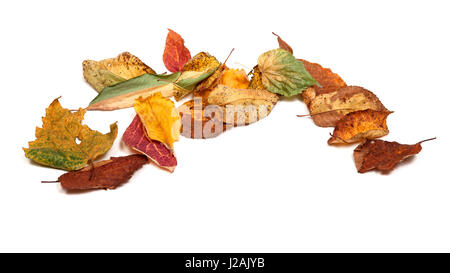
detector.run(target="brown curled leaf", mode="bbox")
[122,116,177,172]
[58,154,148,190]
[301,86,388,127]
[272,32,293,54]
[354,138,436,173]
[299,59,346,94]
[328,109,392,145]
[163,29,191,73]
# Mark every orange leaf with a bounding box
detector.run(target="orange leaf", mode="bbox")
[163,29,191,72]
[328,109,392,145]
[218,69,250,89]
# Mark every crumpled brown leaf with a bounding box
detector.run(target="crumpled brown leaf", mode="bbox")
[302,86,388,127]
[57,154,148,190]
[353,138,436,173]
[328,109,392,145]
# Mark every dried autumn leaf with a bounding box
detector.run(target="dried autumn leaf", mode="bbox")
[179,98,227,139]
[57,154,148,190]
[163,29,191,73]
[353,138,436,173]
[192,65,225,100]
[299,59,346,94]
[207,85,278,125]
[272,32,293,54]
[87,69,216,110]
[258,49,317,96]
[83,52,156,92]
[134,93,181,148]
[24,98,118,171]
[218,69,250,89]
[123,115,177,172]
[168,52,221,100]
[301,86,388,127]
[182,52,220,72]
[328,109,392,145]
[173,69,217,100]
[248,65,265,90]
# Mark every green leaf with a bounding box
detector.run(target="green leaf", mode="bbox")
[257,49,317,96]
[87,69,216,111]
[172,68,217,100]
[88,73,180,110]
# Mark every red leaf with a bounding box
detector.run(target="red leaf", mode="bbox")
[58,154,148,190]
[122,115,177,172]
[163,29,191,72]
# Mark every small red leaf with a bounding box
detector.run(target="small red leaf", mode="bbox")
[122,115,177,172]
[163,29,191,72]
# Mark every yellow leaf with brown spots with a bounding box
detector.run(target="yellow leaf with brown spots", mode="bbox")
[328,109,392,145]
[182,52,219,72]
[207,85,278,125]
[302,86,388,127]
[83,52,156,92]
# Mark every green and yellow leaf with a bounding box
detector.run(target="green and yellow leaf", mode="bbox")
[257,49,317,96]
[24,98,117,171]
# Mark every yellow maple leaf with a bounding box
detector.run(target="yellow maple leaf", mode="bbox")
[134,93,181,148]
[23,98,117,171]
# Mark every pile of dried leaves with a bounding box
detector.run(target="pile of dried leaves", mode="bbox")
[23,30,435,191]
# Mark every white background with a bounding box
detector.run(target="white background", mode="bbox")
[1,0,449,252]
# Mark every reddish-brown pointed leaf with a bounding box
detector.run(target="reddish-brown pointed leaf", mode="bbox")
[272,32,293,54]
[353,138,436,173]
[163,29,191,72]
[122,115,177,172]
[299,59,347,94]
[58,154,148,190]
